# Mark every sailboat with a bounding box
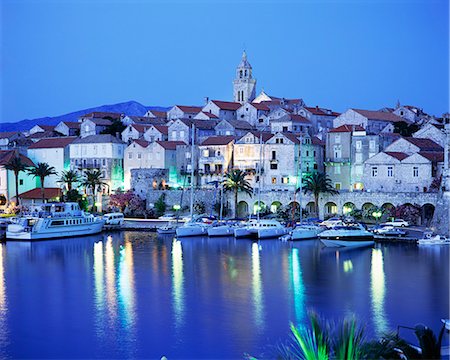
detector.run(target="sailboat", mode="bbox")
[176,124,211,238]
[208,178,236,237]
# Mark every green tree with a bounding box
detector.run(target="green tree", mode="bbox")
[81,169,106,212]
[300,172,338,216]
[394,121,420,137]
[154,193,166,217]
[100,118,126,136]
[58,170,80,192]
[223,169,253,217]
[4,154,29,206]
[28,162,57,204]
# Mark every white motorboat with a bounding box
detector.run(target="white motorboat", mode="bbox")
[236,219,287,239]
[157,223,177,234]
[291,224,323,240]
[176,221,210,237]
[319,223,374,247]
[417,235,450,245]
[6,202,104,240]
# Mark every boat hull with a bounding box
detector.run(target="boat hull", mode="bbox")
[6,221,105,240]
[176,225,208,237]
[234,227,252,239]
[320,239,374,248]
[255,228,287,239]
[207,225,234,237]
[291,228,322,240]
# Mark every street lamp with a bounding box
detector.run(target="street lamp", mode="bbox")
[372,210,382,224]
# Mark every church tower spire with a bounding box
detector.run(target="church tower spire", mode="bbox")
[233,51,256,104]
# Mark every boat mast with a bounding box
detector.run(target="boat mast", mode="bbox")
[219,176,224,221]
[190,123,195,219]
[257,131,263,224]
[299,134,303,224]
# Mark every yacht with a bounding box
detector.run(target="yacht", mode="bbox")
[207,221,236,237]
[291,224,324,240]
[235,219,287,239]
[6,202,104,240]
[176,220,210,237]
[417,235,450,245]
[319,223,374,248]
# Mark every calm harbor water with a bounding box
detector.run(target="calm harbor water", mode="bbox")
[0,232,448,359]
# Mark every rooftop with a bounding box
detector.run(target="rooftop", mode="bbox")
[211,100,242,111]
[201,136,235,146]
[18,187,62,200]
[73,134,125,144]
[0,150,35,167]
[352,109,406,123]
[329,124,365,133]
[28,137,77,149]
[156,140,186,150]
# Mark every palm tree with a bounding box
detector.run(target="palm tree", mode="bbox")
[223,169,253,218]
[28,162,57,203]
[3,154,28,206]
[300,172,338,216]
[58,170,80,192]
[81,169,106,212]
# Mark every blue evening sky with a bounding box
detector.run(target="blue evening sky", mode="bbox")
[1,0,448,123]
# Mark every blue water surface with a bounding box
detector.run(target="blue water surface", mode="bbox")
[0,232,448,359]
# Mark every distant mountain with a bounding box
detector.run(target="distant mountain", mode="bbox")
[0,101,170,132]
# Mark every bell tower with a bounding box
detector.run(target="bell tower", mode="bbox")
[233,51,256,104]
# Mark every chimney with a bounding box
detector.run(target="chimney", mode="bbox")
[205,97,209,105]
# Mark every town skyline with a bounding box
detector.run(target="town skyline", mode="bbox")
[1,0,448,124]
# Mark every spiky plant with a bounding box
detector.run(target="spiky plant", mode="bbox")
[28,162,57,203]
[3,154,29,205]
[300,173,338,216]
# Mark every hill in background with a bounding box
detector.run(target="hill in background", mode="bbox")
[0,100,170,132]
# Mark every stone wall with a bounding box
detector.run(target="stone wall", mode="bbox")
[131,168,168,199]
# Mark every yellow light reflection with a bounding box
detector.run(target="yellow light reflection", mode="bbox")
[251,242,264,330]
[172,239,184,329]
[290,248,305,323]
[93,241,104,309]
[0,244,8,348]
[118,241,136,328]
[370,248,388,336]
[343,260,353,273]
[105,236,117,321]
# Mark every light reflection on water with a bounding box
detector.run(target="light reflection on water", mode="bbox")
[371,248,388,336]
[0,234,448,359]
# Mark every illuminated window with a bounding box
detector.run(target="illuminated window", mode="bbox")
[271,177,277,184]
[281,177,289,184]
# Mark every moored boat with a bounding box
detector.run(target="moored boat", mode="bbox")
[291,224,323,240]
[319,223,374,247]
[207,222,236,237]
[417,235,450,245]
[6,202,104,240]
[176,221,210,237]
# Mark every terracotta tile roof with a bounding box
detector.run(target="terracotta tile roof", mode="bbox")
[175,105,203,113]
[211,100,242,111]
[221,120,254,130]
[131,124,151,133]
[352,109,406,123]
[304,106,340,117]
[156,140,186,150]
[27,130,57,139]
[0,131,19,139]
[329,124,365,133]
[280,133,301,144]
[312,136,325,146]
[245,131,274,142]
[178,119,218,129]
[28,137,77,149]
[59,121,80,129]
[81,111,122,120]
[0,150,35,167]
[201,136,235,146]
[385,151,409,160]
[133,139,150,148]
[405,137,443,152]
[250,102,270,111]
[199,112,219,119]
[90,118,113,126]
[147,110,167,118]
[18,187,62,199]
[419,151,444,162]
[36,125,55,131]
[152,125,169,135]
[290,114,311,124]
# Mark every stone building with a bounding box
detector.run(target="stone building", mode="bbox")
[214,119,254,137]
[54,121,80,136]
[198,136,235,187]
[236,102,270,127]
[233,51,256,104]
[121,124,153,144]
[143,125,169,142]
[27,137,76,188]
[298,106,339,133]
[202,100,241,120]
[168,119,217,144]
[167,105,203,120]
[334,109,405,135]
[270,114,312,134]
[70,135,126,193]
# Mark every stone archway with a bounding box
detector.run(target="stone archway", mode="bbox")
[306,201,316,216]
[253,201,266,215]
[343,202,356,215]
[324,202,337,218]
[421,203,435,227]
[271,201,282,213]
[237,201,248,218]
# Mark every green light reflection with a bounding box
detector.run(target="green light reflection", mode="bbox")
[290,248,305,324]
